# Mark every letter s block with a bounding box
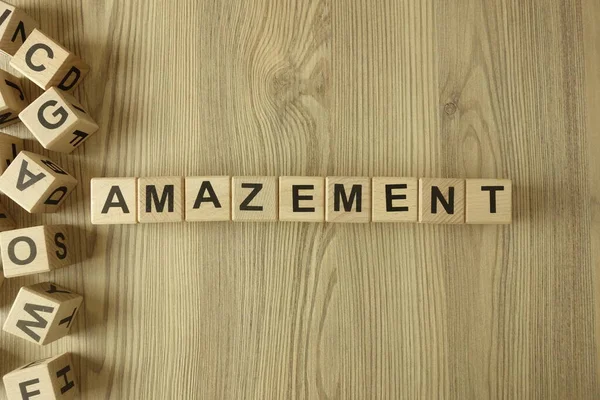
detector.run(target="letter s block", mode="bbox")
[0,151,77,213]
[0,69,28,128]
[3,352,78,399]
[10,29,89,92]
[3,282,83,345]
[0,1,39,56]
[0,225,73,277]
[20,87,99,153]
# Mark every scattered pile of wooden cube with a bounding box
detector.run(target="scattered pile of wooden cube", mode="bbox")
[0,1,98,398]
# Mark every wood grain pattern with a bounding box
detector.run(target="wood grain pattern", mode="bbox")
[0,0,597,398]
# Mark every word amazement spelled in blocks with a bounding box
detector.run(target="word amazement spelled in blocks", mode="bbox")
[91,176,513,225]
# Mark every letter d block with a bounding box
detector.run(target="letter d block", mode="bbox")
[10,29,89,92]
[20,87,99,153]
[0,225,73,277]
[138,177,184,223]
[0,1,39,56]
[0,151,77,213]
[0,69,28,128]
[3,352,78,400]
[91,177,137,224]
[3,282,83,345]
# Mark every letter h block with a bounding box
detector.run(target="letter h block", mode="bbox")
[3,352,78,399]
[3,282,83,345]
[10,29,89,92]
[0,1,39,56]
[0,151,77,213]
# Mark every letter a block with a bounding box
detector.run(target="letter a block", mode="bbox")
[20,87,99,153]
[0,69,28,128]
[0,151,77,213]
[3,282,83,345]
[3,352,78,399]
[0,225,72,277]
[185,176,230,221]
[138,177,183,223]
[0,131,23,173]
[10,29,89,92]
[91,177,137,224]
[418,178,465,224]
[325,177,371,223]
[232,176,278,221]
[0,1,39,56]
[466,179,512,224]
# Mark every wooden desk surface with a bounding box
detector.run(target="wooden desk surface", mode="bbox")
[1,0,599,398]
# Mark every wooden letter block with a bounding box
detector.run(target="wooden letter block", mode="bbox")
[91,177,137,225]
[232,176,277,221]
[0,131,23,173]
[138,177,183,223]
[466,179,512,224]
[10,29,89,92]
[0,225,73,277]
[3,352,78,399]
[372,177,418,222]
[0,151,77,213]
[279,176,324,222]
[185,176,230,221]
[20,87,99,153]
[0,69,28,128]
[325,177,371,223]
[418,178,465,224]
[3,282,82,345]
[0,1,39,56]
[0,201,16,232]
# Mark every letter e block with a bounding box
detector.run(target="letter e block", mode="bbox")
[91,177,137,224]
[0,151,77,213]
[138,177,183,223]
[20,87,99,153]
[3,352,78,399]
[279,176,324,222]
[325,177,371,223]
[185,176,230,221]
[418,178,465,224]
[0,1,39,56]
[10,29,89,92]
[3,282,83,345]
[372,177,418,222]
[0,69,28,128]
[466,179,512,224]
[232,176,278,221]
[0,131,23,173]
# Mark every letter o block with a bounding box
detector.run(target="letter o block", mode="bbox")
[91,177,137,224]
[0,69,28,128]
[20,87,99,153]
[0,1,39,56]
[3,352,78,400]
[3,282,83,345]
[10,29,89,92]
[0,225,73,277]
[0,151,77,213]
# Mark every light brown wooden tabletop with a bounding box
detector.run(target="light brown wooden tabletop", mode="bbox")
[0,0,599,398]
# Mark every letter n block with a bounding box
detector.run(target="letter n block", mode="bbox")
[0,1,39,56]
[20,87,99,153]
[0,225,73,277]
[0,151,77,213]
[138,176,183,223]
[232,176,278,221]
[0,131,23,173]
[279,176,324,222]
[3,282,83,345]
[372,177,418,222]
[10,29,89,92]
[91,177,137,224]
[3,352,78,399]
[418,178,465,224]
[325,177,371,223]
[0,69,28,128]
[466,179,512,224]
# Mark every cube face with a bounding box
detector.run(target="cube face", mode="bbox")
[279,176,324,222]
[0,131,23,174]
[0,225,73,277]
[20,87,99,153]
[418,178,465,224]
[466,179,512,224]
[3,282,82,345]
[231,176,278,221]
[0,2,39,56]
[0,201,16,232]
[0,151,78,213]
[372,177,418,222]
[3,352,78,400]
[185,176,230,221]
[138,177,184,223]
[10,29,89,92]
[91,177,137,224]
[325,177,371,223]
[0,70,28,128]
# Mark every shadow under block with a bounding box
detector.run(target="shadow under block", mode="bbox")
[0,69,28,128]
[232,176,278,221]
[325,177,371,223]
[91,177,137,224]
[372,177,418,222]
[0,1,39,56]
[138,177,183,223]
[0,131,23,173]
[0,201,16,232]
[418,178,465,224]
[466,179,512,224]
[3,282,82,345]
[10,29,89,92]
[185,176,230,221]
[20,87,99,153]
[0,225,73,277]
[279,176,324,222]
[0,151,77,213]
[3,352,78,400]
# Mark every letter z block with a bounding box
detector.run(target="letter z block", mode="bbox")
[418,178,465,224]
[0,1,39,56]
[10,29,89,92]
[325,177,371,223]
[279,176,324,222]
[3,282,83,345]
[232,176,278,221]
[0,225,73,277]
[138,177,183,223]
[466,179,512,224]
[91,177,137,224]
[20,87,99,153]
[0,151,77,213]
[0,69,28,128]
[3,352,78,400]
[0,131,23,173]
